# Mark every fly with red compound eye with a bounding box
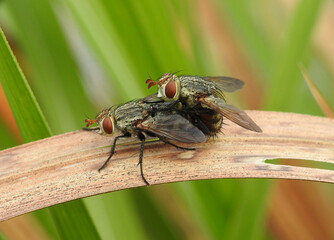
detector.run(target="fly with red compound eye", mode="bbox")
[84,97,206,186]
[143,94,224,137]
[146,73,262,135]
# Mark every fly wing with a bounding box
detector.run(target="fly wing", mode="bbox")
[141,94,178,113]
[198,96,262,132]
[141,93,163,103]
[202,76,244,92]
[137,113,206,143]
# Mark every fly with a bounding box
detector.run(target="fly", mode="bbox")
[84,97,206,186]
[146,73,262,134]
[143,94,221,137]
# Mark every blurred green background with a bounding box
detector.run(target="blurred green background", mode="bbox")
[0,0,334,239]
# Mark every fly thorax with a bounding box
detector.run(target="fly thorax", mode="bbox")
[179,82,196,107]
[184,96,197,108]
[114,101,146,131]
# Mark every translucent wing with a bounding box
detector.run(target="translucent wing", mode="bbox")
[141,94,179,113]
[137,113,206,143]
[202,76,245,92]
[141,93,162,103]
[198,96,262,132]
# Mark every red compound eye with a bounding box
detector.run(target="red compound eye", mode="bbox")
[165,81,177,98]
[102,117,113,134]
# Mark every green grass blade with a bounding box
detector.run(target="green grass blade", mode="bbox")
[224,180,270,240]
[215,0,274,77]
[6,0,94,133]
[100,1,163,78]
[0,119,18,149]
[60,0,145,101]
[0,25,101,240]
[267,0,324,111]
[0,231,8,240]
[174,180,269,240]
[126,0,192,72]
[300,63,334,117]
[0,27,51,142]
[131,187,189,240]
[50,200,101,240]
[85,191,147,240]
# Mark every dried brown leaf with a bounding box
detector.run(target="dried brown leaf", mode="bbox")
[0,111,333,221]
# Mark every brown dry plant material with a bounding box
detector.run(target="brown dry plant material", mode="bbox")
[0,111,333,221]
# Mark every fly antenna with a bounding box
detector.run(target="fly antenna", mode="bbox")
[146,73,159,89]
[85,119,97,127]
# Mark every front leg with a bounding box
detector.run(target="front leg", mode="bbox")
[98,132,131,172]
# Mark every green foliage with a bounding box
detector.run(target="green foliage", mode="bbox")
[0,231,8,240]
[267,1,324,112]
[50,200,101,240]
[0,27,51,142]
[0,21,101,240]
[5,0,94,133]
[0,118,17,149]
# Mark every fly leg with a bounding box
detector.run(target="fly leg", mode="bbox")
[98,132,131,172]
[159,138,195,151]
[137,133,150,186]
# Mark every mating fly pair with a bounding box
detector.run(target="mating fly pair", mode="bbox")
[85,96,206,185]
[85,73,262,185]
